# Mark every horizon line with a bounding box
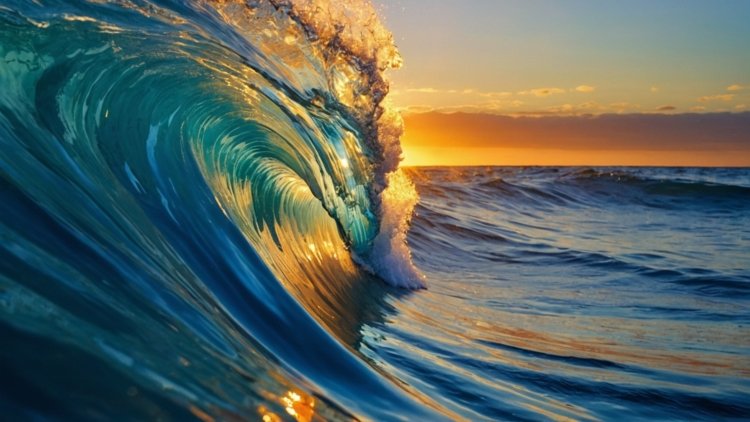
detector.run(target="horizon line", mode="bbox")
[402,164,750,169]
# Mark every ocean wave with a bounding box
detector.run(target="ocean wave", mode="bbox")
[561,167,750,199]
[0,0,432,419]
[3,1,749,419]
[409,167,750,211]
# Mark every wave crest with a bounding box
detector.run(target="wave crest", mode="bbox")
[206,0,421,287]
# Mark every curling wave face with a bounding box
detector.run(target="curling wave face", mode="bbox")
[0,0,430,420]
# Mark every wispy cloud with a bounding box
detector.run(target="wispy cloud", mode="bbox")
[518,87,566,97]
[610,102,641,112]
[549,104,575,113]
[478,91,513,98]
[399,87,510,97]
[508,101,641,117]
[405,87,440,94]
[392,84,741,117]
[398,105,436,114]
[727,84,745,92]
[698,94,735,102]
[650,86,660,93]
[402,99,651,117]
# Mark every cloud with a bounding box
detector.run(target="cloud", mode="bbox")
[610,102,639,110]
[737,104,748,110]
[401,88,513,98]
[405,87,440,94]
[503,101,639,117]
[578,101,599,110]
[727,84,745,92]
[650,86,660,93]
[478,91,513,98]
[518,87,566,97]
[550,104,575,113]
[690,106,707,112]
[403,87,511,95]
[698,94,735,102]
[392,86,694,116]
[398,105,436,114]
[409,99,645,117]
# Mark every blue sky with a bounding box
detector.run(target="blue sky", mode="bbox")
[379,0,750,115]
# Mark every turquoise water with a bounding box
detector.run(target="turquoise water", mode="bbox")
[1,0,749,420]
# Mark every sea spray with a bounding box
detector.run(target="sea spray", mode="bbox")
[368,169,426,288]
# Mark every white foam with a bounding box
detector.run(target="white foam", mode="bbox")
[368,169,426,289]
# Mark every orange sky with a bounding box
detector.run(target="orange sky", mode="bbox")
[401,146,750,167]
[399,112,750,167]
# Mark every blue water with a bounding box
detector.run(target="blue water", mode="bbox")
[398,166,750,420]
[1,0,749,420]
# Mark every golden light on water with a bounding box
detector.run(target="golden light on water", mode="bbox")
[282,390,315,421]
[256,390,315,422]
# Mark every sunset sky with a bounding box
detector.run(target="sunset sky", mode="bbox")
[379,0,750,166]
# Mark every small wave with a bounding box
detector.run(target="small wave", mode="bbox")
[670,275,750,297]
[477,339,629,370]
[560,167,750,200]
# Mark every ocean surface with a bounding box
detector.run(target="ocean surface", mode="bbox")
[1,0,749,420]
[402,166,750,420]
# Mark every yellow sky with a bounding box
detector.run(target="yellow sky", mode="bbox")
[401,147,750,167]
[398,112,750,167]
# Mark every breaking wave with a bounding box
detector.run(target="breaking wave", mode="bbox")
[0,0,432,420]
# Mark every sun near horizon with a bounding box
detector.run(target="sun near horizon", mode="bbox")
[397,111,750,167]
[380,0,750,167]
[400,147,750,168]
